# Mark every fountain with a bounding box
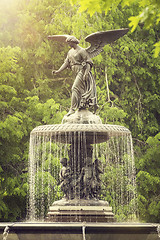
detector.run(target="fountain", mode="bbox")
[28,108,135,223]
[0,29,159,240]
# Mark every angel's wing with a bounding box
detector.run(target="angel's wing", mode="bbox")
[85,28,129,58]
[47,35,70,43]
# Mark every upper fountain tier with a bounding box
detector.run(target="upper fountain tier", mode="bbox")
[31,109,131,144]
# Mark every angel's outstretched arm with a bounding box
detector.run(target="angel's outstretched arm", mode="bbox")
[52,58,69,74]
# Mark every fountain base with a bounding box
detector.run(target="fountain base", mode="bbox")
[46,205,114,222]
[0,223,159,240]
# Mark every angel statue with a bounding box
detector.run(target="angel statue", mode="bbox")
[48,29,129,116]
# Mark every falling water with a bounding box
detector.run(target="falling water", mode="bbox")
[27,124,138,222]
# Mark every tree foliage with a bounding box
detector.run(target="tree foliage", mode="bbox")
[136,133,160,222]
[71,0,160,57]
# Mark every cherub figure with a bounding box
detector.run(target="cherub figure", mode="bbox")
[48,29,128,116]
[59,158,71,200]
[80,157,94,199]
[92,159,104,198]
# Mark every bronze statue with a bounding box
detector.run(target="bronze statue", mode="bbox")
[59,158,71,200]
[80,157,94,199]
[48,29,129,116]
[92,159,104,199]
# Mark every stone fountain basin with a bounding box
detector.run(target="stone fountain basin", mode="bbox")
[0,222,159,240]
[31,123,131,144]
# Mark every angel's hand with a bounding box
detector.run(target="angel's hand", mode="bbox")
[48,35,53,39]
[52,70,59,75]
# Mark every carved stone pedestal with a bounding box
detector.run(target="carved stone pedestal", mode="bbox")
[46,205,115,223]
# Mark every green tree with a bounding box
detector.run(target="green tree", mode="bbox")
[136,133,160,222]
[71,0,160,57]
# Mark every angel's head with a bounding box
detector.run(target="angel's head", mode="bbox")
[66,36,80,45]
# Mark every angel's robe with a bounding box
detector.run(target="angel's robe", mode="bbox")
[64,47,98,113]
